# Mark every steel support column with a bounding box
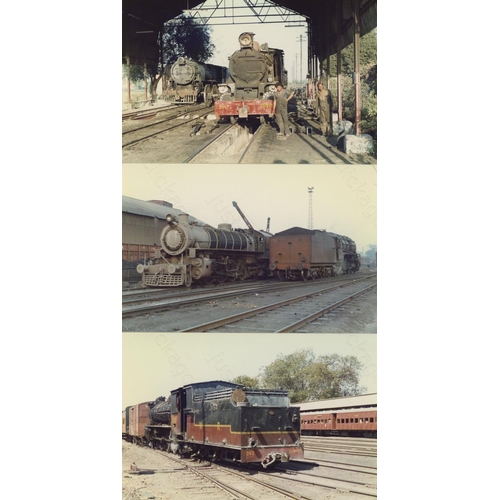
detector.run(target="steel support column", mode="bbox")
[127,56,131,106]
[336,1,343,121]
[353,0,361,135]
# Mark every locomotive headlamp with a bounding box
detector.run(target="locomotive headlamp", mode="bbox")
[239,32,254,47]
[166,214,176,224]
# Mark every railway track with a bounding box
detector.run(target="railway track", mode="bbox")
[152,448,376,499]
[122,106,216,148]
[122,273,376,320]
[153,450,313,500]
[123,439,376,499]
[301,436,377,458]
[181,279,376,333]
[297,457,377,475]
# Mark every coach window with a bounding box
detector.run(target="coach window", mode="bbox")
[350,418,354,423]
[370,417,374,422]
[355,418,359,423]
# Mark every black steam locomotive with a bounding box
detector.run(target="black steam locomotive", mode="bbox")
[137,202,271,287]
[122,380,304,468]
[163,57,227,105]
[214,32,287,123]
[137,202,361,288]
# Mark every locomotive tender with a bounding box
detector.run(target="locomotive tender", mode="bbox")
[269,227,361,281]
[137,203,361,288]
[163,57,227,105]
[215,32,287,122]
[122,381,304,468]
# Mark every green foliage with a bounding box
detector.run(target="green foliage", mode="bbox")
[330,29,377,76]
[258,348,367,403]
[260,349,317,403]
[122,64,147,84]
[324,29,377,140]
[161,14,215,66]
[231,375,260,388]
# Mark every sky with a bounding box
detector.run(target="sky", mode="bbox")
[187,0,310,82]
[122,163,377,254]
[123,332,376,408]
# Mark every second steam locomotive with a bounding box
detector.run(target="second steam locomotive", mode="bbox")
[163,57,227,105]
[137,202,361,288]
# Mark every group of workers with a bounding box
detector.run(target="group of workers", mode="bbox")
[271,81,335,139]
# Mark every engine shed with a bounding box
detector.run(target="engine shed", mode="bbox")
[123,0,377,135]
[122,195,206,282]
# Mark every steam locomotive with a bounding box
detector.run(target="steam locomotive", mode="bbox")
[214,32,287,123]
[137,202,361,288]
[122,380,304,468]
[163,57,227,105]
[137,202,272,287]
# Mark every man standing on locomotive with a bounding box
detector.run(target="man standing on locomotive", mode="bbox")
[316,82,334,137]
[271,83,294,138]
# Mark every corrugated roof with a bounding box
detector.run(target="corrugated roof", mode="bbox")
[122,195,206,225]
[122,1,377,65]
[292,393,377,411]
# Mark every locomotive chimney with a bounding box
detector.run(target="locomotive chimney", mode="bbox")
[178,214,189,224]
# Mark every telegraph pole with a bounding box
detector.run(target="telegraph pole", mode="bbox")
[308,187,314,229]
[296,34,305,83]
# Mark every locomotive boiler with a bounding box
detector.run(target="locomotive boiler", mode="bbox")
[214,32,287,123]
[137,203,271,287]
[123,381,304,468]
[163,57,227,105]
[269,227,361,281]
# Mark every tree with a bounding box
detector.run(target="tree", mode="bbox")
[231,375,260,388]
[329,29,377,77]
[258,349,366,403]
[260,349,317,402]
[161,14,215,66]
[363,244,377,262]
[123,14,216,102]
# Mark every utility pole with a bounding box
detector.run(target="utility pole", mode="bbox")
[308,187,314,229]
[296,34,305,83]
